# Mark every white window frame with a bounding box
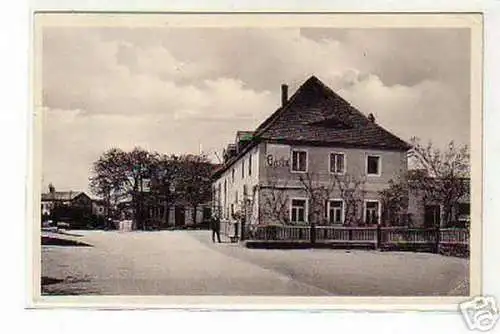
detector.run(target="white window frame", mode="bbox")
[290,149,308,173]
[366,154,382,176]
[364,199,381,225]
[327,198,345,225]
[289,197,309,224]
[329,152,346,175]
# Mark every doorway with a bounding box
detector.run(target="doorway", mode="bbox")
[424,205,441,228]
[174,206,186,227]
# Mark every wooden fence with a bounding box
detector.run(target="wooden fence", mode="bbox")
[244,224,469,252]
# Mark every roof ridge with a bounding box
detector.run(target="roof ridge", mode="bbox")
[254,75,320,138]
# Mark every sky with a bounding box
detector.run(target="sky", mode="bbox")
[41,27,471,193]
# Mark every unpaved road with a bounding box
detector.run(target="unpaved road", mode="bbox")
[41,230,469,296]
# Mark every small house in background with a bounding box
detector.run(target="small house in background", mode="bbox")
[407,177,470,228]
[41,184,93,227]
[41,184,92,217]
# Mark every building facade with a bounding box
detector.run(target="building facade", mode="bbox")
[212,76,411,230]
[407,179,470,228]
[115,197,212,230]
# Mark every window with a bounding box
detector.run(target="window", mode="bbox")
[290,199,307,223]
[224,179,227,217]
[217,184,221,208]
[242,161,245,179]
[365,201,380,225]
[457,203,470,227]
[328,200,344,224]
[235,190,239,204]
[330,153,345,174]
[291,150,307,172]
[458,203,470,216]
[248,154,252,176]
[231,168,235,182]
[243,184,248,197]
[203,208,212,221]
[367,155,381,175]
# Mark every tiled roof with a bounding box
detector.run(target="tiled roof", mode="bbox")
[41,191,86,201]
[254,75,411,150]
[213,75,411,178]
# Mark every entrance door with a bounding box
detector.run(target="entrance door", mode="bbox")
[424,205,441,228]
[174,206,186,227]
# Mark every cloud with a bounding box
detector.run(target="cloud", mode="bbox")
[336,74,469,145]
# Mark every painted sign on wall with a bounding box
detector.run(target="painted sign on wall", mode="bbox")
[266,154,290,168]
[266,143,291,169]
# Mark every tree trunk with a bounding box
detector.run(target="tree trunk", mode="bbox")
[192,204,197,226]
[309,212,316,245]
[162,199,169,228]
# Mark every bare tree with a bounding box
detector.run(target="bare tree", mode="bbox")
[333,173,367,225]
[89,148,130,227]
[297,172,338,243]
[90,147,156,230]
[260,179,291,225]
[149,153,181,228]
[176,154,213,226]
[379,174,410,226]
[298,172,337,226]
[409,137,470,227]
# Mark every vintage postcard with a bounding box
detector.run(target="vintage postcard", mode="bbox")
[29,12,483,311]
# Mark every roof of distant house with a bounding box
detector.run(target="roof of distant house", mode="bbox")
[41,191,89,201]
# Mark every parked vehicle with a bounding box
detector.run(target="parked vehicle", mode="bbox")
[56,221,70,230]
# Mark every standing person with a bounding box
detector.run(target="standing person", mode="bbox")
[211,215,221,243]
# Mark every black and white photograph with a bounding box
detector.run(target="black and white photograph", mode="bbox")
[32,13,482,304]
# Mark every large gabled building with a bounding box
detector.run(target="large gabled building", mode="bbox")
[211,75,411,229]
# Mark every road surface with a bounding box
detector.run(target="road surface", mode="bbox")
[41,230,469,296]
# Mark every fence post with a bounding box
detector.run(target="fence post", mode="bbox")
[234,222,240,241]
[310,223,316,245]
[240,217,246,242]
[376,224,381,250]
[308,212,316,245]
[434,225,440,254]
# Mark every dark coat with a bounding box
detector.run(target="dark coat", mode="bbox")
[210,218,221,232]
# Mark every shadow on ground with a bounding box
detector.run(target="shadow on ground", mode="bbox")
[41,275,96,295]
[41,236,93,247]
[41,276,64,285]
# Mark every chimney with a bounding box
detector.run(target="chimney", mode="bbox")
[281,84,288,107]
[368,113,375,123]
